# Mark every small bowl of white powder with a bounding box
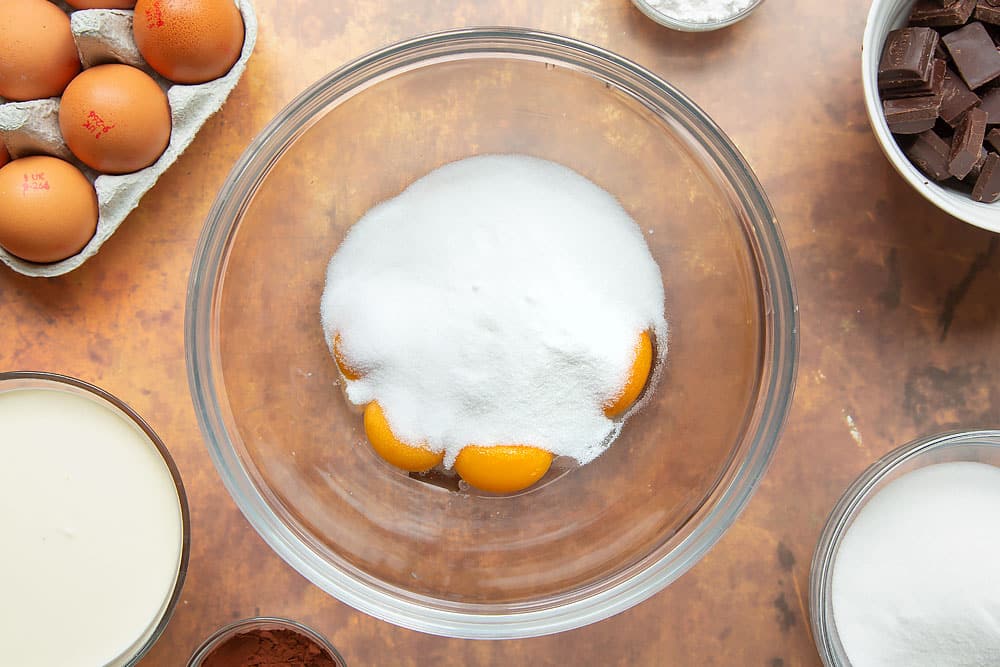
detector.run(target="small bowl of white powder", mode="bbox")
[631,0,765,31]
[810,430,1000,667]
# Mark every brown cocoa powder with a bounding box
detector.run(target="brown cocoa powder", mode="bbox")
[201,628,339,667]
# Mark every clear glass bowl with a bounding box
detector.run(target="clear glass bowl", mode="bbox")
[0,371,190,666]
[186,27,797,639]
[187,617,346,667]
[631,0,766,31]
[809,430,1000,666]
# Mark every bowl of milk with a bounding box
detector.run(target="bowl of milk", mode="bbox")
[0,371,190,666]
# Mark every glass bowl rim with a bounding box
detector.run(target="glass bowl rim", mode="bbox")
[187,616,346,666]
[630,0,765,31]
[0,370,192,666]
[808,429,1000,666]
[185,26,798,639]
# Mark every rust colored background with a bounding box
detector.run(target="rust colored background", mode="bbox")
[3,1,999,665]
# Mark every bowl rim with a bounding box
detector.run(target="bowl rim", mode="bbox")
[808,429,1000,666]
[630,0,765,31]
[0,370,191,666]
[861,0,1000,232]
[186,26,798,639]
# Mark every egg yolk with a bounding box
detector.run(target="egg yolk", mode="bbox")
[349,330,651,490]
[363,401,444,473]
[604,331,653,418]
[454,445,554,494]
[333,333,362,381]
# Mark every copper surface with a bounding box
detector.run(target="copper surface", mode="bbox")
[3,1,999,664]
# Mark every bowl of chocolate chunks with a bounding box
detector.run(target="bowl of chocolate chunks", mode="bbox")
[864,0,1000,231]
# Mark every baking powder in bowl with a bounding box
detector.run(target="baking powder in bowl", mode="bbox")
[0,387,184,666]
[644,0,755,23]
[831,462,1000,666]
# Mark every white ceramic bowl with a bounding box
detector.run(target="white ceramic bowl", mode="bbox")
[863,0,999,232]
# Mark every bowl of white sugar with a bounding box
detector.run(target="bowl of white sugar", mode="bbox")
[810,430,1000,667]
[631,0,765,31]
[187,27,797,639]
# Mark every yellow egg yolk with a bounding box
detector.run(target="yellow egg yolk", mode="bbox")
[454,445,554,494]
[604,330,653,418]
[333,333,362,381]
[351,330,652,489]
[363,401,444,473]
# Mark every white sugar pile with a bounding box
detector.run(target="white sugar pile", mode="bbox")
[645,0,755,24]
[832,462,1000,667]
[321,154,667,466]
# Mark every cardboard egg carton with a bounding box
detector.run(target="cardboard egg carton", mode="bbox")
[0,0,257,277]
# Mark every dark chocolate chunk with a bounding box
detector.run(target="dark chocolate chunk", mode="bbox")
[974,0,1000,24]
[942,22,1000,88]
[965,146,990,181]
[885,96,943,133]
[879,27,939,91]
[906,129,955,180]
[922,57,950,95]
[911,0,978,26]
[940,66,982,125]
[935,117,957,138]
[881,4,1000,204]
[980,86,1000,122]
[884,58,949,98]
[972,151,1000,201]
[949,107,989,176]
[988,127,1000,149]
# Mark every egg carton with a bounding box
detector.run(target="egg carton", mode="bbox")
[0,0,257,277]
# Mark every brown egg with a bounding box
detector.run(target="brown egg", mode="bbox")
[65,0,137,7]
[0,142,8,169]
[0,0,82,101]
[0,156,98,264]
[133,0,245,84]
[59,64,171,174]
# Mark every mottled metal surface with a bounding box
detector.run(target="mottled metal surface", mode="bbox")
[2,1,998,664]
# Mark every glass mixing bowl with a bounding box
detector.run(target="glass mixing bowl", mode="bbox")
[186,28,797,639]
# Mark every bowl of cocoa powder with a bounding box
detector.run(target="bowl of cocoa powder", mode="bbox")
[187,617,345,667]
